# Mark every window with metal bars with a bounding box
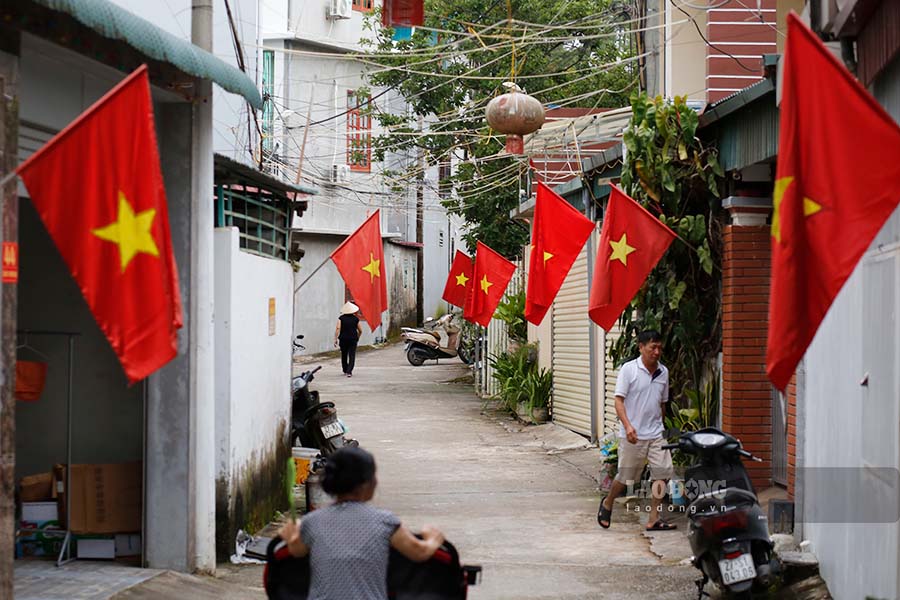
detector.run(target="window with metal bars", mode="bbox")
[352,0,373,11]
[215,185,290,260]
[347,90,371,172]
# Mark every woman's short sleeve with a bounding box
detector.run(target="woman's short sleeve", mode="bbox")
[380,509,401,537]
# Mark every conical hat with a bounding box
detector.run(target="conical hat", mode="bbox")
[341,301,360,315]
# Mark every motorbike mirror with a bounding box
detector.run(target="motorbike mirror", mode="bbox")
[296,334,304,340]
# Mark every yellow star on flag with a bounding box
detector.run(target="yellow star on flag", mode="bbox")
[530,244,554,265]
[608,233,636,265]
[455,272,470,286]
[480,275,493,294]
[362,252,381,283]
[92,191,160,272]
[772,176,822,243]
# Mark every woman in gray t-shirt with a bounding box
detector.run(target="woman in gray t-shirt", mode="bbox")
[278,447,445,600]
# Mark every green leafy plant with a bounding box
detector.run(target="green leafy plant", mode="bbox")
[361,1,640,257]
[664,371,720,465]
[611,92,724,412]
[488,343,552,418]
[523,367,553,412]
[493,288,527,343]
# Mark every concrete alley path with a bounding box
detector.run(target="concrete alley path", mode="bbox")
[110,343,699,599]
[297,344,698,600]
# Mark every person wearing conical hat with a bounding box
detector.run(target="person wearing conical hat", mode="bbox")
[335,301,362,377]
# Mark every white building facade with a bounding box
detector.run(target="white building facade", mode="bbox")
[260,0,464,353]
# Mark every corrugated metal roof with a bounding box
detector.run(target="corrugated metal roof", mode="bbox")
[699,78,775,127]
[524,107,631,154]
[31,0,262,109]
[699,79,778,172]
[214,154,318,196]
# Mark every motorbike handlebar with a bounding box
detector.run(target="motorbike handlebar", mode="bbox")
[661,443,679,450]
[738,449,763,462]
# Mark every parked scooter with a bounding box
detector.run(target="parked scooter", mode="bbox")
[401,314,472,366]
[662,428,780,599]
[291,366,356,455]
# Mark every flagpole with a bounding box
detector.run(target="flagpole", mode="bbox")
[293,256,332,293]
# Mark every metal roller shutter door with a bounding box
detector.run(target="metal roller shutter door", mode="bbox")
[551,248,592,436]
[603,322,623,434]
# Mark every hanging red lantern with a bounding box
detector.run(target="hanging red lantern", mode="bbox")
[485,84,545,155]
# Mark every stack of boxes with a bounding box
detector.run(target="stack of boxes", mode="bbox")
[17,462,142,560]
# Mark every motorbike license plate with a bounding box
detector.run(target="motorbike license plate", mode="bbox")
[718,553,756,586]
[320,421,343,438]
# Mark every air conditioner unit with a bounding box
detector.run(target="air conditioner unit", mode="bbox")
[330,163,351,183]
[326,0,352,20]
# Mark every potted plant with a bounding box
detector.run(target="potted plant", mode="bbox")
[523,367,552,423]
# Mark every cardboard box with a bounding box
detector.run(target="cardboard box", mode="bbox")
[76,538,115,560]
[52,464,66,529]
[115,533,141,557]
[67,463,142,534]
[21,502,58,523]
[20,472,53,502]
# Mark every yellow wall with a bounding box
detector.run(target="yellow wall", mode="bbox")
[669,3,708,101]
[777,0,807,54]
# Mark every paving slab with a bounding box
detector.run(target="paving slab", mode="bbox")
[15,561,161,600]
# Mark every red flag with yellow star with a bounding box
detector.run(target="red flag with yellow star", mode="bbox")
[766,14,900,390]
[588,186,676,330]
[442,250,473,308]
[331,211,387,331]
[16,65,182,383]
[464,242,517,327]
[525,182,595,325]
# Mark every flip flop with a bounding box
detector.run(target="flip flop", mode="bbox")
[597,498,612,529]
[646,520,677,531]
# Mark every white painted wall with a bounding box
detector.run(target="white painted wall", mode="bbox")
[286,0,382,51]
[214,227,293,499]
[800,211,900,600]
[261,3,463,335]
[108,0,261,162]
[293,235,392,352]
[797,52,900,600]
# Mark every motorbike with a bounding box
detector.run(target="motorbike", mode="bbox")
[291,366,356,455]
[401,314,472,366]
[663,428,780,599]
[264,533,481,600]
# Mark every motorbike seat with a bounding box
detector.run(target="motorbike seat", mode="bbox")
[691,487,758,516]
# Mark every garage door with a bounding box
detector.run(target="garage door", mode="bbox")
[551,247,592,436]
[603,321,623,434]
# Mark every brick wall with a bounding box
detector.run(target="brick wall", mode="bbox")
[786,374,797,499]
[722,225,772,490]
[707,0,777,103]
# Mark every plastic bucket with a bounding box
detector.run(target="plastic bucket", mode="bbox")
[291,447,319,485]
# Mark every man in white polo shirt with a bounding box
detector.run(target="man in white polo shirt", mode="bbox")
[597,329,675,531]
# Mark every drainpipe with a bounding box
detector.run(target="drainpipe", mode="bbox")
[664,0,672,97]
[190,0,216,574]
[416,116,424,325]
